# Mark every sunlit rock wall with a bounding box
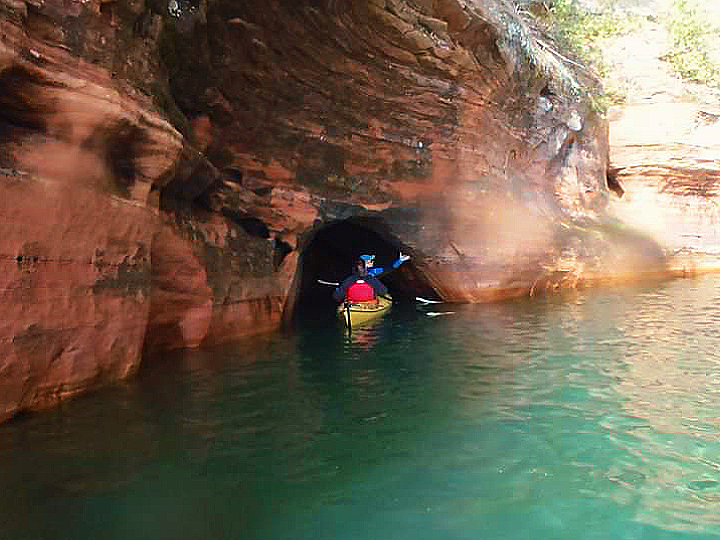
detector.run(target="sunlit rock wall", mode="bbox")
[609,105,720,275]
[0,0,645,419]
[601,15,720,276]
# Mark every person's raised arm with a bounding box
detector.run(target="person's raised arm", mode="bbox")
[368,252,411,278]
[393,252,411,269]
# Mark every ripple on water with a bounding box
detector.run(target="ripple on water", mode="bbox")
[5,279,720,538]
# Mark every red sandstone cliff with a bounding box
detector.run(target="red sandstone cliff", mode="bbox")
[0,0,655,420]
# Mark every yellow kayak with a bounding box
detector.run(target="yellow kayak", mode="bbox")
[338,296,392,327]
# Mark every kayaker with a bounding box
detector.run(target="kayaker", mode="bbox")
[333,257,389,304]
[332,252,410,303]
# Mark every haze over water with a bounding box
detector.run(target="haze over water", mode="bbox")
[4,276,720,539]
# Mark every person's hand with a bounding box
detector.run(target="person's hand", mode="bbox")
[399,252,410,263]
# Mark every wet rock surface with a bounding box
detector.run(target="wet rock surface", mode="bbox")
[0,0,670,419]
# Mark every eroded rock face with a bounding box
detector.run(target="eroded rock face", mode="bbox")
[0,171,152,420]
[0,20,179,420]
[157,0,646,300]
[1,0,642,419]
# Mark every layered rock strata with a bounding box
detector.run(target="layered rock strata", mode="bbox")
[602,12,720,275]
[0,0,659,419]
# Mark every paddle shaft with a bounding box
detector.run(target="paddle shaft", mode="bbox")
[318,279,442,305]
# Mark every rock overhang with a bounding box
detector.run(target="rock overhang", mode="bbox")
[0,0,674,420]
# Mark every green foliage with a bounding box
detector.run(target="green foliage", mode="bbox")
[528,0,641,112]
[516,0,720,112]
[587,80,628,114]
[663,0,720,87]
[543,0,640,75]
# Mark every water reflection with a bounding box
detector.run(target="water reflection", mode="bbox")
[343,322,384,352]
[4,279,720,538]
[426,282,720,535]
[588,278,720,532]
[495,278,720,534]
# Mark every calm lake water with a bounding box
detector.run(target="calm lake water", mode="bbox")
[4,276,720,539]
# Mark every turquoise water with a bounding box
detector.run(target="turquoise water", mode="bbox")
[3,277,720,539]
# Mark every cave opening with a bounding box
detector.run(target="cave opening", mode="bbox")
[290,217,436,324]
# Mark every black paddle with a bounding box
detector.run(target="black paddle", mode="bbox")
[345,301,352,335]
[318,280,439,305]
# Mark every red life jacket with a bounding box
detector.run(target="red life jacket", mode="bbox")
[347,281,377,303]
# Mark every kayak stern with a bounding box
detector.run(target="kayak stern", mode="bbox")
[338,296,392,327]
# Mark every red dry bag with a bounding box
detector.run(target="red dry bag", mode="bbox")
[346,281,377,303]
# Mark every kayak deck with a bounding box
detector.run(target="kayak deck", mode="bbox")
[338,296,392,327]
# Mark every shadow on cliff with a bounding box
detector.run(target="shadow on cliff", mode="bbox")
[290,217,437,325]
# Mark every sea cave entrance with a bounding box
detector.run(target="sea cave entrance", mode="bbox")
[289,217,436,324]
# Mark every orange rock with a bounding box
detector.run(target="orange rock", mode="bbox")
[190,114,212,153]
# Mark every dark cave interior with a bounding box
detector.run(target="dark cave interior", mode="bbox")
[290,217,438,323]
